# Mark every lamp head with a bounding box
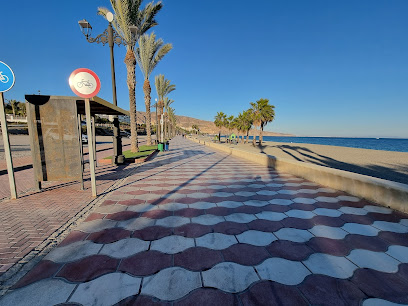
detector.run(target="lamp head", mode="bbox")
[106,12,114,23]
[78,19,92,37]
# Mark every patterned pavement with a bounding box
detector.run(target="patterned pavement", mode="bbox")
[1,137,408,305]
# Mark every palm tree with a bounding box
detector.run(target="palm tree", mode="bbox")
[98,0,163,152]
[154,74,175,142]
[9,100,19,117]
[135,32,172,146]
[214,112,227,142]
[242,109,253,144]
[163,97,174,139]
[226,115,235,141]
[167,107,177,137]
[250,98,275,146]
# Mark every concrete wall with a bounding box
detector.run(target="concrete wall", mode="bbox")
[190,138,408,213]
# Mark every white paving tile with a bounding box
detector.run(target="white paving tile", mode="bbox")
[256,258,310,285]
[255,211,287,221]
[269,199,293,206]
[372,221,408,233]
[236,230,277,246]
[213,192,234,197]
[100,238,150,258]
[337,195,360,202]
[297,189,318,194]
[202,262,259,292]
[362,299,408,306]
[313,208,343,217]
[188,202,217,209]
[274,228,314,243]
[44,241,102,263]
[224,213,257,223]
[142,267,201,300]
[70,273,141,306]
[0,279,76,306]
[244,200,270,207]
[126,203,155,213]
[317,188,337,193]
[292,197,316,204]
[155,216,190,228]
[256,190,278,196]
[266,183,283,188]
[285,210,316,219]
[196,233,237,250]
[235,191,257,197]
[217,201,243,208]
[339,206,368,215]
[399,219,408,227]
[95,204,127,214]
[363,205,393,214]
[347,249,400,273]
[76,219,117,233]
[278,190,298,195]
[119,217,156,231]
[386,245,408,263]
[192,214,225,225]
[159,202,187,211]
[188,192,211,199]
[309,225,348,239]
[342,223,379,236]
[315,196,339,203]
[150,235,195,254]
[303,253,358,278]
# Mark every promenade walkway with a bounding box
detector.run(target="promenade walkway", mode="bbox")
[1,137,408,305]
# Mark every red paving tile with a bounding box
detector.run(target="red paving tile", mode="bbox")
[174,247,223,271]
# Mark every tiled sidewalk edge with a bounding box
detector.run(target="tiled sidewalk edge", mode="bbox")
[0,165,139,296]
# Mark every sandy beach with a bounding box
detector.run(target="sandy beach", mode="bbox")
[198,136,408,185]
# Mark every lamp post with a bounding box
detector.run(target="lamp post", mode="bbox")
[78,14,137,165]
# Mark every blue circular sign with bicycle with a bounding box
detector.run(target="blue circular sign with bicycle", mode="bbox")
[0,61,15,93]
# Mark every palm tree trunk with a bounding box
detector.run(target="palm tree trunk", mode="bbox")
[260,122,264,146]
[125,47,139,152]
[143,79,152,146]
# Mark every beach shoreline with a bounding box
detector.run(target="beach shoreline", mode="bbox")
[198,136,408,185]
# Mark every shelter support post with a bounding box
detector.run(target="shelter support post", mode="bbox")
[0,92,17,199]
[78,114,84,190]
[92,115,97,167]
[85,99,97,197]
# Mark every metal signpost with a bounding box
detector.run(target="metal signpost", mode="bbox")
[69,68,101,197]
[0,61,17,199]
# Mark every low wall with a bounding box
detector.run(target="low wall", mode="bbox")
[190,137,408,213]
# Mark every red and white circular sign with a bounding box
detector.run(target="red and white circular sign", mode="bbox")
[69,68,101,98]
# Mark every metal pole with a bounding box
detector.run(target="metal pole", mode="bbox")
[108,22,123,165]
[0,93,17,199]
[155,101,158,144]
[85,99,97,197]
[161,114,164,143]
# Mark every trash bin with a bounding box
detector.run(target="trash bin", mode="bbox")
[165,141,169,151]
[158,143,164,152]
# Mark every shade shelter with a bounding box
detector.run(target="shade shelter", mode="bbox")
[25,95,128,197]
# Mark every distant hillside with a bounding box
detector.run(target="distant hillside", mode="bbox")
[135,112,293,136]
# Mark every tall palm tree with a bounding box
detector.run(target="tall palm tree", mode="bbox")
[163,97,174,139]
[214,112,227,142]
[167,107,177,137]
[135,32,172,146]
[242,109,253,144]
[250,98,275,146]
[154,74,175,142]
[98,0,163,152]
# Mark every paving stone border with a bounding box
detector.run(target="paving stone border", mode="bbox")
[0,164,140,296]
[190,138,408,213]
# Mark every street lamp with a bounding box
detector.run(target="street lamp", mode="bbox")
[78,13,138,165]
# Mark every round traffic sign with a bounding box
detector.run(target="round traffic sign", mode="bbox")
[69,68,101,98]
[0,61,15,93]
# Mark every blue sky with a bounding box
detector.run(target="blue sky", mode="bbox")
[2,0,408,138]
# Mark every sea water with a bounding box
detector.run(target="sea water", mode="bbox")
[246,136,408,153]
